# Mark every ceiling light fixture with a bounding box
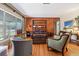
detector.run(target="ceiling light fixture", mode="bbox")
[42,3,50,5]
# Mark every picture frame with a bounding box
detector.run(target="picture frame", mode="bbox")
[64,20,73,28]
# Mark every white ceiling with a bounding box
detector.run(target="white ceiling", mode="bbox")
[11,3,79,17]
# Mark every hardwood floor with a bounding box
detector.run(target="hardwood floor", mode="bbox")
[32,43,79,56]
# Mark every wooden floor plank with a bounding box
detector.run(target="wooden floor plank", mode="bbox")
[32,43,79,56]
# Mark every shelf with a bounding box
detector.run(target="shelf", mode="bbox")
[32,20,47,44]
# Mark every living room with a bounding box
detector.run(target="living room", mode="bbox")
[0,3,79,56]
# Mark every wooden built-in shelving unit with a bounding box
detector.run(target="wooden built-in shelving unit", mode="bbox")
[32,20,47,44]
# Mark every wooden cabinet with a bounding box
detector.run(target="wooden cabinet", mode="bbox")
[32,20,47,44]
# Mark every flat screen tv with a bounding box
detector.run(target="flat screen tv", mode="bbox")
[64,20,73,27]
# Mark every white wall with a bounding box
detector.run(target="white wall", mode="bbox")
[0,4,23,20]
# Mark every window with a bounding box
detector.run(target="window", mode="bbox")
[0,10,23,40]
[5,13,17,37]
[16,19,23,34]
[0,10,4,40]
[16,19,22,30]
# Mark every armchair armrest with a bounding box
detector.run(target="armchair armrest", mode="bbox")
[53,35,60,40]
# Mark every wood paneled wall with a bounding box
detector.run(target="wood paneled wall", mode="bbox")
[24,17,60,34]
